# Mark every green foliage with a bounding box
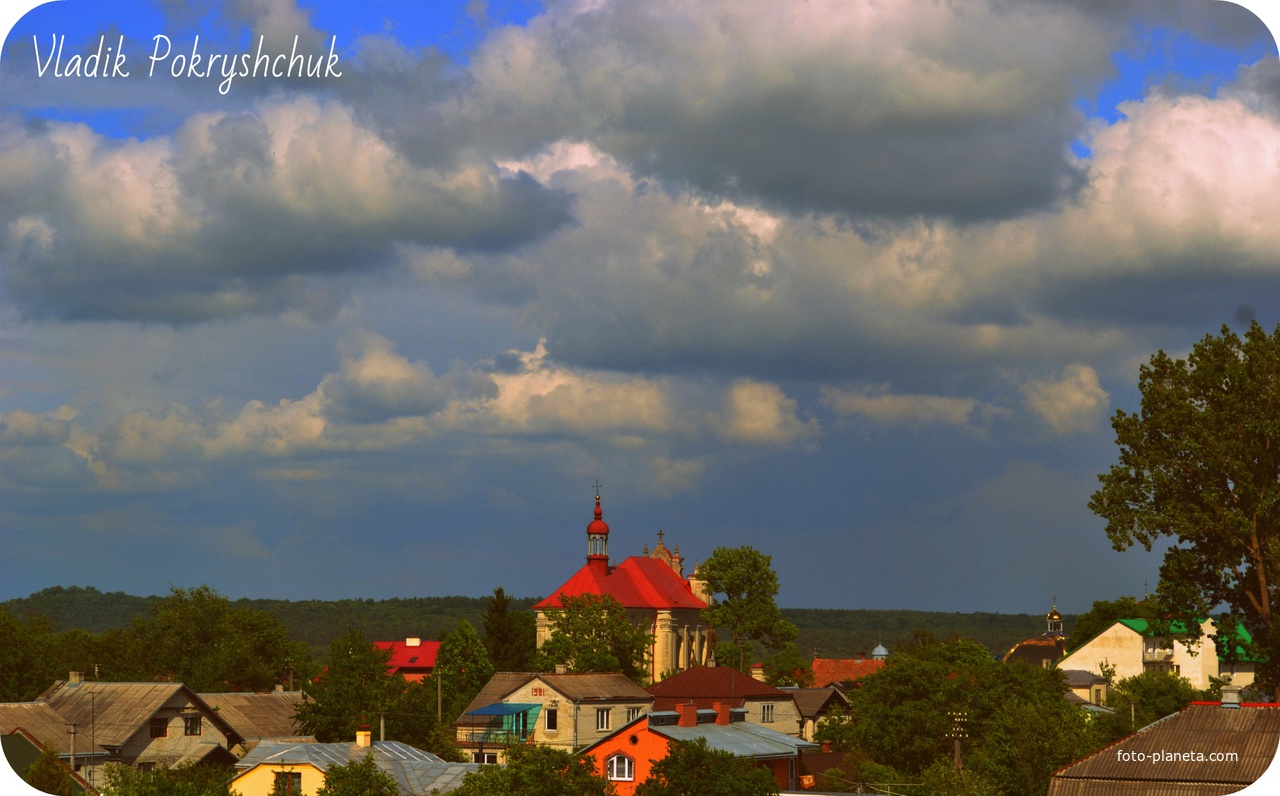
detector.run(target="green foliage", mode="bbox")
[109,586,307,692]
[1092,669,1199,743]
[1065,596,1154,653]
[1090,322,1280,696]
[761,642,813,687]
[698,547,797,670]
[450,744,615,796]
[535,594,652,683]
[633,738,779,796]
[24,745,74,796]
[98,762,237,796]
[435,620,496,722]
[482,587,537,672]
[295,628,403,743]
[818,638,1096,795]
[0,607,54,701]
[314,754,399,796]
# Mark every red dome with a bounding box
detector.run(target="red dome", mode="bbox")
[587,496,610,536]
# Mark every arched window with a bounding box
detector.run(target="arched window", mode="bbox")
[606,754,634,781]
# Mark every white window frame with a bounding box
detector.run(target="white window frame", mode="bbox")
[761,703,775,722]
[626,706,642,722]
[596,707,611,732]
[607,754,634,781]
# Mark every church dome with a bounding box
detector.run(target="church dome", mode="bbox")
[586,496,610,536]
[872,644,889,660]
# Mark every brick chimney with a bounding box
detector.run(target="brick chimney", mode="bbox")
[1221,684,1243,709]
[68,672,84,685]
[712,702,731,725]
[676,702,699,728]
[356,724,372,747]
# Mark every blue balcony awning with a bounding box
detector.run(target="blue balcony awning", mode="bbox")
[465,702,541,717]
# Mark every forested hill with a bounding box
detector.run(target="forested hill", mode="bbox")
[3,586,1067,659]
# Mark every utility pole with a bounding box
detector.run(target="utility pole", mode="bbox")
[948,711,968,777]
[65,723,79,775]
[89,693,96,787]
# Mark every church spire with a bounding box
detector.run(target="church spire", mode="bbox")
[586,491,610,570]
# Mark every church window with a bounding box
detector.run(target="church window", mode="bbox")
[596,708,611,731]
[606,754,634,781]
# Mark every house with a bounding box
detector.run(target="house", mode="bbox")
[811,655,886,689]
[534,495,712,683]
[231,731,477,796]
[779,686,849,741]
[1002,605,1068,668]
[197,691,312,754]
[580,702,819,795]
[38,676,242,771]
[645,666,803,738]
[373,637,440,682]
[1047,691,1280,795]
[454,671,654,762]
[1061,669,1109,708]
[1057,618,1257,689]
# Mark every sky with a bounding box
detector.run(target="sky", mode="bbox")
[0,0,1277,614]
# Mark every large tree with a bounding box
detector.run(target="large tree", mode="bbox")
[295,628,402,743]
[434,620,496,723]
[697,546,797,670]
[1089,322,1280,696]
[449,744,615,796]
[314,754,399,796]
[481,587,536,672]
[535,593,652,683]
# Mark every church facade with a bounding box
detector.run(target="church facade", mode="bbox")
[533,496,713,683]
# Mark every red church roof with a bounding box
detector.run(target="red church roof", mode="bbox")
[534,555,707,611]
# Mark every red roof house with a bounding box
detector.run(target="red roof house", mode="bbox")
[533,495,712,682]
[373,638,440,683]
[645,666,804,738]
[811,658,887,689]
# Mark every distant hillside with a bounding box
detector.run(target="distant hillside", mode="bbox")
[4,586,1068,660]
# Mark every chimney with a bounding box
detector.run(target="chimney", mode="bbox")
[821,740,832,754]
[750,663,766,682]
[356,729,372,748]
[676,703,699,728]
[1221,684,1243,709]
[712,702,731,725]
[406,637,421,647]
[68,672,83,685]
[555,664,567,675]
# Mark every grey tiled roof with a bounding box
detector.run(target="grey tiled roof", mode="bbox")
[235,740,477,795]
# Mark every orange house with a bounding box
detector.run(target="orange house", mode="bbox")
[580,702,818,795]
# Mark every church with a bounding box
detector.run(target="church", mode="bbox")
[533,495,714,683]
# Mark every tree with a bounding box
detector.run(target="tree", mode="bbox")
[24,745,73,796]
[1089,322,1280,697]
[449,744,615,796]
[0,606,54,701]
[434,620,496,722]
[295,628,402,743]
[761,642,814,687]
[697,547,797,670]
[314,754,399,796]
[633,738,779,796]
[1092,669,1199,743]
[98,762,237,796]
[535,594,653,683]
[482,587,536,672]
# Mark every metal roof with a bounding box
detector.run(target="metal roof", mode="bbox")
[1048,703,1280,795]
[456,672,652,722]
[0,702,109,757]
[781,687,849,720]
[37,681,242,749]
[198,691,306,740]
[234,740,477,795]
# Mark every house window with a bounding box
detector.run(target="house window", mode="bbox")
[761,703,775,723]
[149,718,168,738]
[596,708,611,732]
[472,752,497,764]
[545,708,558,731]
[184,716,202,736]
[606,754,634,781]
[626,707,642,722]
[273,772,302,794]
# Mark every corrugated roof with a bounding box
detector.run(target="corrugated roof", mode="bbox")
[533,556,706,611]
[539,673,652,702]
[38,681,242,749]
[0,702,108,756]
[650,720,819,760]
[235,740,477,795]
[198,691,306,740]
[1048,703,1280,795]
